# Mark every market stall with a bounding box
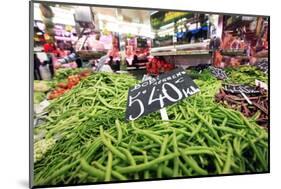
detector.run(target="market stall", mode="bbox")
[32,2,269,187]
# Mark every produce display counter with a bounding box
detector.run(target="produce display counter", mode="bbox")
[33,65,268,186]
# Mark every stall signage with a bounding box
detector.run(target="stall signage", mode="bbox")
[255,60,268,74]
[209,66,228,80]
[223,84,260,94]
[125,68,200,121]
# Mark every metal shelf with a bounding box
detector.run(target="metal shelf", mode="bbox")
[126,66,147,70]
[150,42,210,56]
[151,49,210,56]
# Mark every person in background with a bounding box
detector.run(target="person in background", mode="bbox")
[108,56,120,72]
[108,56,115,71]
[56,47,67,58]
[47,53,55,78]
[34,54,42,80]
[75,55,83,68]
[68,42,82,68]
[69,43,75,54]
[87,32,105,51]
[132,55,139,69]
[55,43,82,68]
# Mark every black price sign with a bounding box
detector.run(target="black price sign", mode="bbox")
[255,60,268,74]
[125,68,200,121]
[209,66,227,80]
[223,84,260,94]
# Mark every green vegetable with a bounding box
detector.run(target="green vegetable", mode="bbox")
[105,139,113,181]
[34,92,45,104]
[34,80,51,92]
[225,65,268,86]
[33,71,268,185]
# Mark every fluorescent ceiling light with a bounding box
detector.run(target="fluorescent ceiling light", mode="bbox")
[160,22,175,30]
[36,32,43,35]
[150,11,158,15]
[33,4,75,25]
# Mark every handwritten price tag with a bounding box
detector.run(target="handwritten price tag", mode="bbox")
[125,68,200,121]
[223,84,260,94]
[209,66,228,80]
[255,60,268,74]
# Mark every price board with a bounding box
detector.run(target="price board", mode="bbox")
[125,68,200,121]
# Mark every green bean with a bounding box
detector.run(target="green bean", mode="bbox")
[238,112,259,136]
[187,122,203,142]
[116,153,180,174]
[92,162,127,180]
[212,118,246,128]
[143,144,160,150]
[202,132,220,146]
[115,119,122,144]
[193,111,221,143]
[95,86,117,97]
[249,142,267,170]
[183,149,215,156]
[174,128,192,136]
[105,140,113,181]
[133,130,162,144]
[143,152,150,179]
[233,137,241,156]
[97,152,108,165]
[157,135,169,178]
[111,158,121,167]
[133,155,153,162]
[195,134,207,146]
[119,147,139,179]
[179,150,208,175]
[100,127,127,161]
[222,142,233,174]
[172,130,179,177]
[162,120,194,132]
[36,160,79,185]
[221,117,228,127]
[176,134,186,142]
[179,105,188,119]
[178,159,192,176]
[159,135,169,155]
[104,132,144,154]
[151,165,174,177]
[84,139,101,157]
[214,159,222,174]
[80,158,105,180]
[97,94,124,110]
[212,126,246,139]
[219,107,243,125]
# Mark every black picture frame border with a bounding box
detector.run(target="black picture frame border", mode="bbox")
[29,0,270,188]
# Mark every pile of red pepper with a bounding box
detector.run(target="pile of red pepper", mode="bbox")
[48,70,91,100]
[215,88,268,128]
[146,57,175,75]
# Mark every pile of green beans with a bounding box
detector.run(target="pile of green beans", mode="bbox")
[224,65,268,86]
[34,72,268,186]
